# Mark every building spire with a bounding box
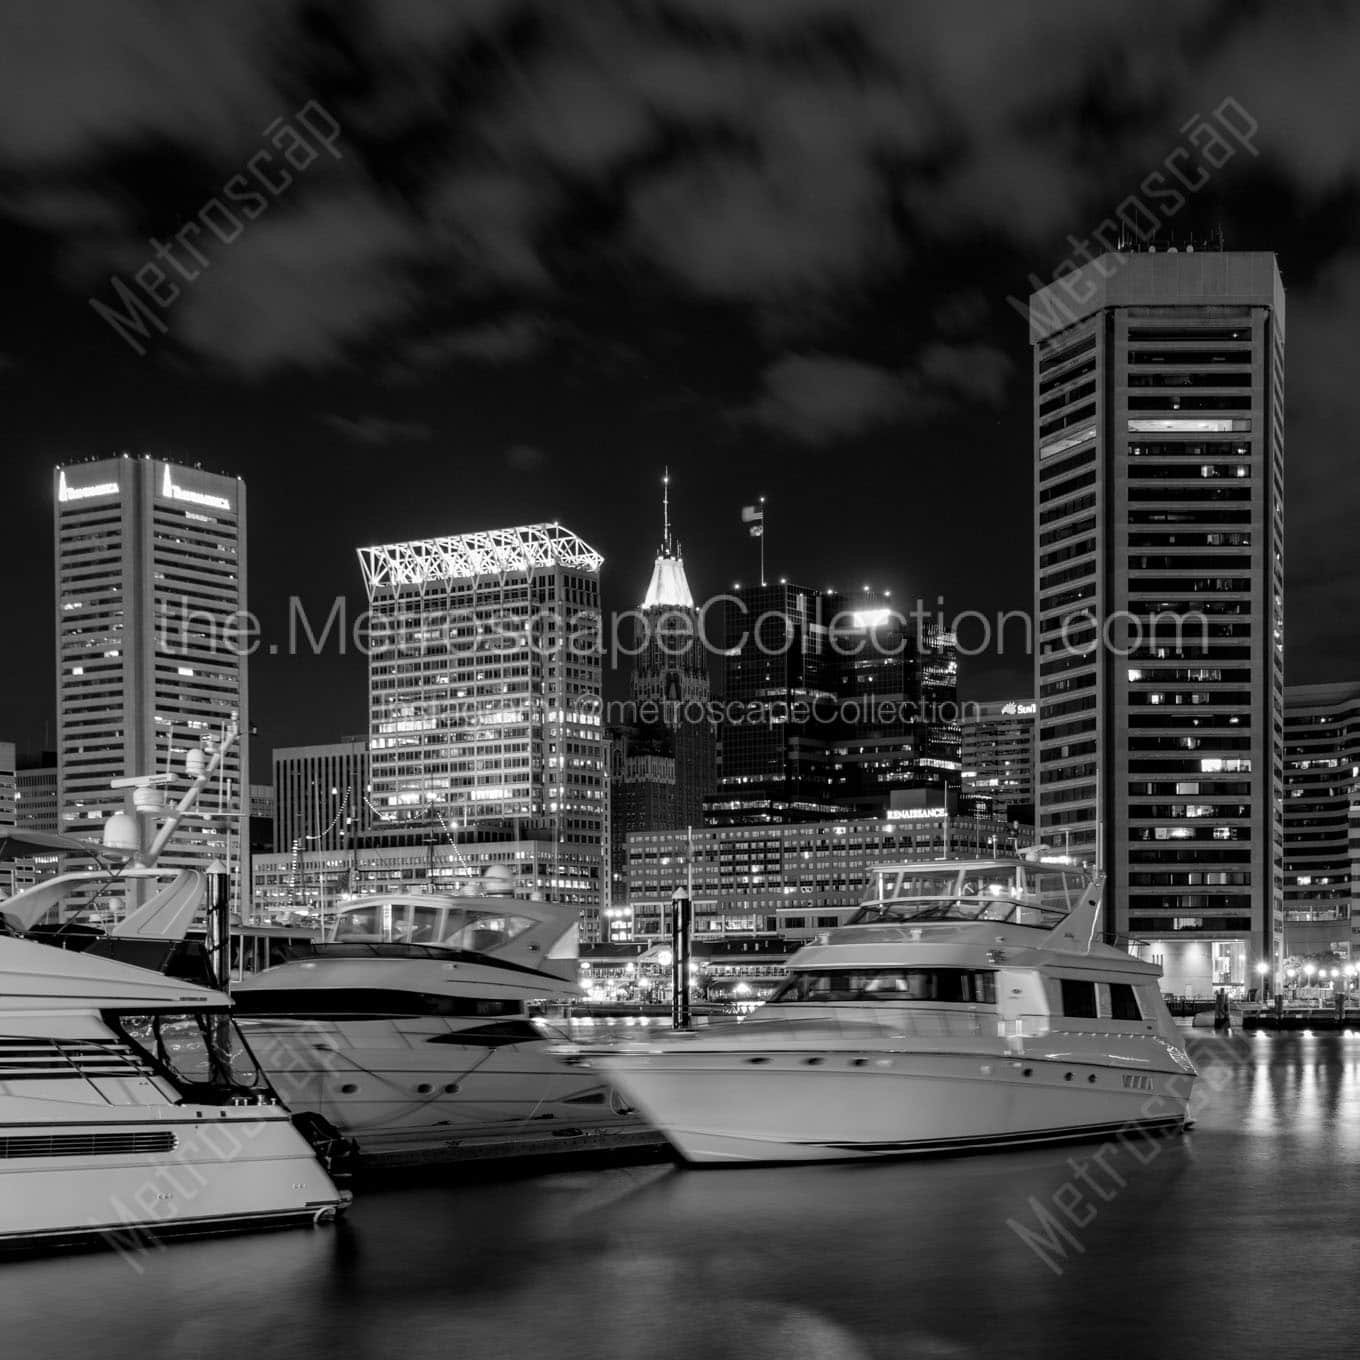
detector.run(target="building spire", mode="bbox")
[642,466,695,610]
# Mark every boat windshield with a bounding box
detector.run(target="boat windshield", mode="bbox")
[107,1011,270,1104]
[851,863,1089,930]
[332,901,536,952]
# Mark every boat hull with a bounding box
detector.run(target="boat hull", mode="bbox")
[240,1019,650,1164]
[0,1108,347,1253]
[590,1047,1194,1164]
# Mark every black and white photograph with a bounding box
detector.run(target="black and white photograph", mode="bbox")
[1,1,1358,1355]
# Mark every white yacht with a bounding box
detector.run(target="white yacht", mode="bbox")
[0,717,352,1251]
[0,926,349,1252]
[231,871,650,1165]
[568,855,1198,1164]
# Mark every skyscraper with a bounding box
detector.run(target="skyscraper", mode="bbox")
[917,625,962,790]
[827,592,921,814]
[357,523,607,923]
[709,581,842,824]
[53,456,248,885]
[962,699,1037,818]
[273,737,369,853]
[607,475,716,911]
[0,741,14,900]
[630,477,715,830]
[0,741,14,831]
[1029,249,1285,993]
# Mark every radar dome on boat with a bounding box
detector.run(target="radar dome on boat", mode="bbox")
[103,812,140,854]
[481,864,515,895]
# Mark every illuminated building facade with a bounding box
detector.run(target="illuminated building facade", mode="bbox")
[962,699,1037,818]
[1030,250,1285,994]
[53,456,248,887]
[623,794,1033,944]
[358,523,607,932]
[1283,683,1360,957]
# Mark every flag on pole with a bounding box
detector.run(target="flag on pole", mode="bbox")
[741,503,764,538]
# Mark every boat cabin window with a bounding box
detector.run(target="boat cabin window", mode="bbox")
[333,902,535,952]
[1109,982,1142,1021]
[770,968,997,1005]
[1059,979,1099,1019]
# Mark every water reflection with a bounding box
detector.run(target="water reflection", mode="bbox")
[7,1034,1360,1357]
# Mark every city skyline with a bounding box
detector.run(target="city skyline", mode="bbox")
[7,6,1360,768]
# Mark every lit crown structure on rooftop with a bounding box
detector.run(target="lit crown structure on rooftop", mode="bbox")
[642,552,695,611]
[357,522,604,596]
[640,466,696,610]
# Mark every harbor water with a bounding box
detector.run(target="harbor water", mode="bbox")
[4,1030,1359,1359]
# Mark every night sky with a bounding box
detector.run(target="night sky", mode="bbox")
[3,1,1359,771]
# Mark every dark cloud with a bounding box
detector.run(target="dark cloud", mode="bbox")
[320,413,433,446]
[750,353,912,444]
[401,314,553,368]
[916,341,1014,407]
[505,443,547,472]
[2,0,1360,446]
[750,340,1013,444]
[172,190,422,373]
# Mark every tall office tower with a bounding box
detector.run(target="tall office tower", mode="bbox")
[358,524,607,923]
[828,592,922,814]
[9,758,60,897]
[54,456,248,889]
[918,625,962,791]
[248,784,275,855]
[0,742,14,830]
[272,738,369,853]
[708,582,842,825]
[1282,683,1360,949]
[629,475,716,830]
[606,723,676,927]
[961,699,1037,819]
[0,742,14,899]
[1030,249,1285,993]
[16,759,59,834]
